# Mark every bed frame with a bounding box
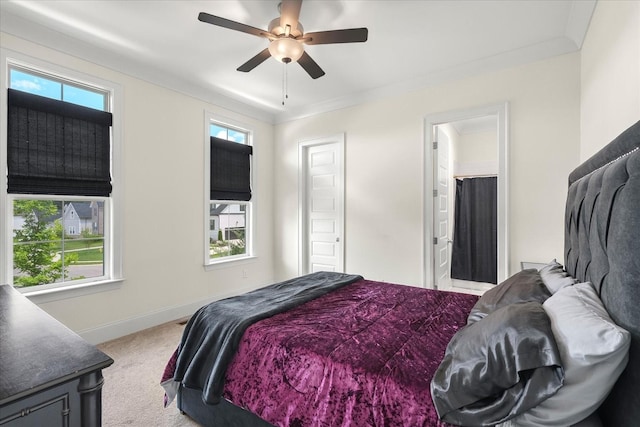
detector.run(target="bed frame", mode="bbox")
[177,120,640,427]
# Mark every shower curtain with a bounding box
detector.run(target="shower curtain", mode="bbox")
[451,176,497,284]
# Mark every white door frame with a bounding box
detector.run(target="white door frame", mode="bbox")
[423,103,509,289]
[298,134,345,275]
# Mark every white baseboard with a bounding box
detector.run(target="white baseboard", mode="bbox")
[78,283,266,345]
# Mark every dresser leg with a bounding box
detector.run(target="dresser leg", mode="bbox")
[78,370,106,427]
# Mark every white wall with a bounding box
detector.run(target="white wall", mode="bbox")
[454,129,498,177]
[274,53,581,285]
[580,0,640,159]
[1,34,275,343]
[457,130,498,164]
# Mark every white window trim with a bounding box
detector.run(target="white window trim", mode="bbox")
[0,48,124,300]
[203,111,256,269]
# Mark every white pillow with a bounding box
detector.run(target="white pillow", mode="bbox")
[539,259,577,293]
[509,282,630,426]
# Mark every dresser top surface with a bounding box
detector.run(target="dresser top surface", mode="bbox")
[0,284,113,404]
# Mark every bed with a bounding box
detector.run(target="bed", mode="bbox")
[162,119,640,426]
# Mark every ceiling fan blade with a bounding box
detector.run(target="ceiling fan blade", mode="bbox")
[298,51,325,79]
[198,12,268,38]
[280,0,302,31]
[304,28,368,45]
[237,48,272,72]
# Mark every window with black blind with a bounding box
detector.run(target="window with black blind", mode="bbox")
[3,63,119,292]
[207,121,253,263]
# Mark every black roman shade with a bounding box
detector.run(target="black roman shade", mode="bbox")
[210,136,253,201]
[7,88,113,196]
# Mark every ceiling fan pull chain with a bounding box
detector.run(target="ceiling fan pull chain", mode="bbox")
[282,62,286,105]
[282,60,290,106]
[285,62,289,102]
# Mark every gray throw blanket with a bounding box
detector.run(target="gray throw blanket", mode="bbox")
[173,271,363,404]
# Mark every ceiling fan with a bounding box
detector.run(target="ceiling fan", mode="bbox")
[198,0,368,79]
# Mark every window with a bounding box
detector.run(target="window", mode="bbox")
[209,202,248,259]
[206,118,253,264]
[210,123,247,144]
[9,66,109,111]
[12,199,106,287]
[2,58,120,295]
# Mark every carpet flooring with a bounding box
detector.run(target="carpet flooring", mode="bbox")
[97,319,200,427]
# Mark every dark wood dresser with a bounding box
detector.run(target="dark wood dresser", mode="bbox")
[0,285,113,426]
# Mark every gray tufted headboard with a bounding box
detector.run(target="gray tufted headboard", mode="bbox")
[564,120,640,426]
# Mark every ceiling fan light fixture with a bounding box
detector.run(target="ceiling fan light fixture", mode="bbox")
[269,37,304,63]
[198,0,366,79]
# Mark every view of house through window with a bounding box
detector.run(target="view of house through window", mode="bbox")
[12,199,106,287]
[208,122,251,261]
[6,64,113,289]
[209,202,248,258]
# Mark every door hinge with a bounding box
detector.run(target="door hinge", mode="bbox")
[433,141,438,150]
[433,189,438,197]
[433,237,438,245]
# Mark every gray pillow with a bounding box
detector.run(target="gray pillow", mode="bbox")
[467,269,551,324]
[506,282,630,426]
[539,259,578,293]
[431,302,564,426]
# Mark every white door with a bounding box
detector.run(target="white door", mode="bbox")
[434,127,451,289]
[300,137,344,274]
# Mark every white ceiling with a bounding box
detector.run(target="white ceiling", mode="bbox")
[0,0,596,123]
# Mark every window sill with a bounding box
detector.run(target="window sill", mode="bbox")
[204,255,257,272]
[21,279,124,304]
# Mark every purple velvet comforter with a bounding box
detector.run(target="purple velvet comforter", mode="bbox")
[221,279,478,427]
